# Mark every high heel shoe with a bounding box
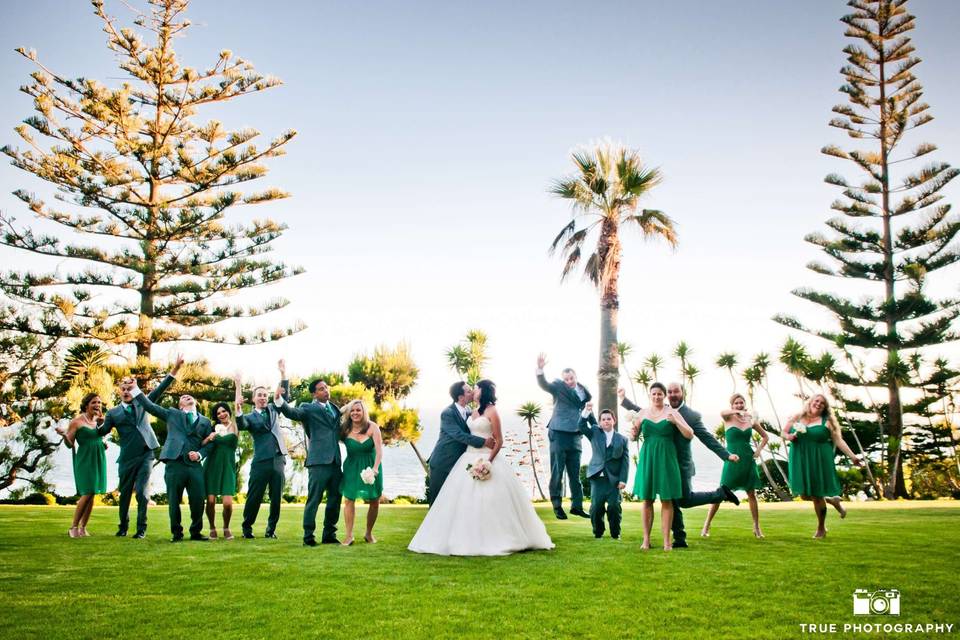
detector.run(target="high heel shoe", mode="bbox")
[209,527,218,539]
[754,529,765,539]
[364,534,377,544]
[68,527,80,538]
[341,537,355,546]
[222,528,233,540]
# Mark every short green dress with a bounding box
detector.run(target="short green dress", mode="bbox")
[720,426,762,491]
[340,436,383,501]
[203,432,238,496]
[788,418,842,497]
[73,426,107,495]
[632,419,683,500]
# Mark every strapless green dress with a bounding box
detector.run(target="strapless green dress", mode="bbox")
[73,425,107,495]
[340,436,383,500]
[720,426,761,491]
[632,419,683,500]
[788,419,842,497]
[203,433,238,496]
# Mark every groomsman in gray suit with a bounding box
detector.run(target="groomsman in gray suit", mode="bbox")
[274,373,342,546]
[536,353,592,520]
[621,383,740,547]
[426,382,496,505]
[237,361,290,539]
[130,380,215,542]
[98,356,183,538]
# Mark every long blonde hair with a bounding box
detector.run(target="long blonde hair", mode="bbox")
[340,399,371,439]
[805,393,841,439]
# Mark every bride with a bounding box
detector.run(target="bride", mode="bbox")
[408,379,555,556]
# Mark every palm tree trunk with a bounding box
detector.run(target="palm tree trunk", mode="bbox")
[597,221,621,414]
[409,442,429,474]
[527,419,547,501]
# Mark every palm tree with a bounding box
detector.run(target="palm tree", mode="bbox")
[445,345,471,380]
[683,363,700,403]
[549,139,677,414]
[779,337,811,400]
[617,341,637,400]
[62,342,113,383]
[715,352,739,393]
[516,402,547,500]
[633,368,652,395]
[673,341,691,393]
[643,353,664,382]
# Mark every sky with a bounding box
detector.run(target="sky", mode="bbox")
[1,0,959,434]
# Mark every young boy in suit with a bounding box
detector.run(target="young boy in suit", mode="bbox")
[578,403,630,539]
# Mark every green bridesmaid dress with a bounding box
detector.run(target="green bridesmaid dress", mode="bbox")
[788,418,842,497]
[203,432,238,496]
[340,436,383,501]
[720,426,762,491]
[632,419,683,500]
[73,426,107,495]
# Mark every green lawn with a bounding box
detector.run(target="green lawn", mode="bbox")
[1,502,958,639]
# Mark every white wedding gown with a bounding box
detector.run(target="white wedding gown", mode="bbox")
[408,415,555,556]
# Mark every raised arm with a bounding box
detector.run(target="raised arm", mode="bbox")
[577,403,596,437]
[131,381,172,422]
[486,407,504,463]
[439,408,486,449]
[752,419,769,459]
[273,381,306,422]
[97,410,116,437]
[618,388,642,413]
[56,416,83,448]
[233,371,243,417]
[535,352,556,394]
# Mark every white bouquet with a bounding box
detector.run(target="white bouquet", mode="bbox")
[360,466,377,485]
[466,458,492,481]
[792,422,807,436]
[214,424,229,436]
[624,410,640,424]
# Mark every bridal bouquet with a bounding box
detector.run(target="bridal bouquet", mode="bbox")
[214,424,230,436]
[360,467,377,485]
[466,458,492,481]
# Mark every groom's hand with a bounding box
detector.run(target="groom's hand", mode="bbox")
[536,353,546,369]
[728,454,740,463]
[483,437,496,449]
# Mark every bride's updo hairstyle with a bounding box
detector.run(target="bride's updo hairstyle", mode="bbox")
[476,379,497,416]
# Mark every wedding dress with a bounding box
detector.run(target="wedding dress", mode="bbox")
[408,414,555,556]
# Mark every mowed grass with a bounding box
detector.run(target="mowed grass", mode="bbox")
[0,502,958,640]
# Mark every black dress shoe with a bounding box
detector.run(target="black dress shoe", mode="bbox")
[242,531,255,539]
[321,537,340,545]
[569,508,590,519]
[721,485,741,506]
[171,534,184,543]
[132,532,146,539]
[189,534,210,541]
[673,540,689,548]
[115,530,127,537]
[264,533,278,539]
[553,507,568,520]
[303,538,318,547]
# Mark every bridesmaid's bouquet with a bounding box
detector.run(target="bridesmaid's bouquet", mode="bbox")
[466,458,492,481]
[214,424,229,436]
[360,467,377,485]
[791,422,807,436]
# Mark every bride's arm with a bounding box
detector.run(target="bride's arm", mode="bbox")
[486,406,503,463]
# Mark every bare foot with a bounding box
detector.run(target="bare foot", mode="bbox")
[364,534,377,544]
[640,541,651,550]
[813,529,827,539]
[700,528,710,538]
[827,497,847,519]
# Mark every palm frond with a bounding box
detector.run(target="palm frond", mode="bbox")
[548,219,576,256]
[559,246,582,281]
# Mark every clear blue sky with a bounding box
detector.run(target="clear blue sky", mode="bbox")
[2,0,959,424]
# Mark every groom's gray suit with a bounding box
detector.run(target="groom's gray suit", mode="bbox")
[427,403,486,505]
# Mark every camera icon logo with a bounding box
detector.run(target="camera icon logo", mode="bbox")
[853,589,901,616]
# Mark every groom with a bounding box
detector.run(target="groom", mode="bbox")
[426,382,496,505]
[536,353,591,520]
[621,383,740,547]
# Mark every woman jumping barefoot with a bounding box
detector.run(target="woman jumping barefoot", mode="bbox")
[701,393,768,539]
[629,382,694,551]
[782,394,862,539]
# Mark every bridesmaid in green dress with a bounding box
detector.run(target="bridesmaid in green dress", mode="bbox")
[338,399,384,545]
[783,394,863,539]
[701,393,768,539]
[202,396,239,540]
[55,393,108,538]
[629,382,694,551]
